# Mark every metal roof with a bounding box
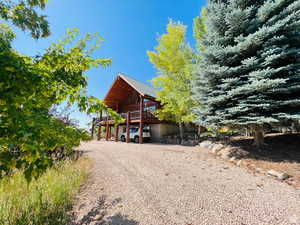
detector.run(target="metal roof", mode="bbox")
[118,73,157,98]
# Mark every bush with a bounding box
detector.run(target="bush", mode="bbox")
[0,157,91,225]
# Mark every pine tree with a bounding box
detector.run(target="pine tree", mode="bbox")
[192,0,300,146]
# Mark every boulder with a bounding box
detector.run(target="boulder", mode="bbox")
[93,213,104,221]
[267,170,289,180]
[211,144,224,154]
[199,140,213,149]
[255,168,263,173]
[237,160,243,167]
[218,147,235,160]
[229,157,236,163]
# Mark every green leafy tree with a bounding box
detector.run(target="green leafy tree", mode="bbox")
[0,1,123,180]
[0,0,50,39]
[148,21,196,142]
[192,0,300,146]
[193,7,207,52]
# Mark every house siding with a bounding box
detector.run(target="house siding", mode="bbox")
[150,124,179,142]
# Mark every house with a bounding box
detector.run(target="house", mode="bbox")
[94,73,179,144]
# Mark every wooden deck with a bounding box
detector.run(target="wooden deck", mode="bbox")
[98,110,160,125]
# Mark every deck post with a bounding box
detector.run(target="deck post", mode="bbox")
[97,111,103,140]
[126,112,130,143]
[139,96,144,144]
[115,125,119,142]
[105,116,109,141]
[91,118,95,139]
[98,124,102,141]
[108,125,112,139]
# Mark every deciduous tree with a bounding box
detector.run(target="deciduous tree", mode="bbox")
[148,21,196,142]
[0,1,123,180]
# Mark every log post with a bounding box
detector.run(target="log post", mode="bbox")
[97,111,103,140]
[139,96,144,144]
[115,125,119,142]
[108,125,112,139]
[91,118,95,139]
[126,112,130,143]
[105,116,109,141]
[97,124,102,141]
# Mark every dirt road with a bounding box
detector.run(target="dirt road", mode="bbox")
[72,141,300,225]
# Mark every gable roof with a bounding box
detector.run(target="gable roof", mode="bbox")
[103,73,158,109]
[118,73,157,98]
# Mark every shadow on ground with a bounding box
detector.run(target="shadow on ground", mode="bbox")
[100,213,139,225]
[227,133,300,164]
[72,195,139,225]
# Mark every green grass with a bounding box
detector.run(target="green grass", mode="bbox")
[0,157,91,225]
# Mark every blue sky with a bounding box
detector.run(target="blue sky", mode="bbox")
[12,0,207,129]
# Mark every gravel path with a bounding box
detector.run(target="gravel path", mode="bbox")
[72,141,300,225]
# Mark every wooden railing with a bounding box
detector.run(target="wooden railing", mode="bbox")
[100,110,156,123]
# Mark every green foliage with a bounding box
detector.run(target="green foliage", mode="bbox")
[193,7,207,51]
[0,0,50,39]
[147,21,197,125]
[0,9,122,179]
[0,28,113,180]
[0,157,91,225]
[192,0,300,132]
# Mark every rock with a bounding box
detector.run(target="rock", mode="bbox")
[218,147,234,160]
[211,144,224,154]
[255,168,263,173]
[267,170,289,180]
[93,213,105,221]
[237,160,243,167]
[229,157,236,163]
[289,214,300,224]
[199,140,213,149]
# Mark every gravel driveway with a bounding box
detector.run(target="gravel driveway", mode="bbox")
[72,141,300,225]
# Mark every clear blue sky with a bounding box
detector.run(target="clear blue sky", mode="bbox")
[12,0,207,129]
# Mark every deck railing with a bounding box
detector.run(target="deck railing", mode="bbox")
[100,110,156,123]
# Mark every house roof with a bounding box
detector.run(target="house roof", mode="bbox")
[103,73,158,109]
[118,73,157,98]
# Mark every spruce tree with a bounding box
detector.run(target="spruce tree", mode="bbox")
[192,0,300,146]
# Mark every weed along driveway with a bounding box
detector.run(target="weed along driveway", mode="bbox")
[72,141,300,225]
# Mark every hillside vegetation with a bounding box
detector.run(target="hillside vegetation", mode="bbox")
[0,157,91,225]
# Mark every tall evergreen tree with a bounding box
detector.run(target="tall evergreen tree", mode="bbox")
[192,0,300,146]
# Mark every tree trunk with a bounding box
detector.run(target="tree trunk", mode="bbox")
[253,126,264,147]
[179,122,184,144]
[198,125,206,136]
[198,125,201,137]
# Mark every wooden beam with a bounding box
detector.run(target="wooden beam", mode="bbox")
[91,118,95,139]
[105,117,109,141]
[109,125,112,139]
[126,112,130,143]
[97,125,102,141]
[97,111,103,140]
[115,125,119,142]
[139,96,144,144]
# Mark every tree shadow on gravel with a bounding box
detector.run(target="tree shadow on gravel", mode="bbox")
[72,195,139,225]
[100,213,139,225]
[226,133,300,164]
